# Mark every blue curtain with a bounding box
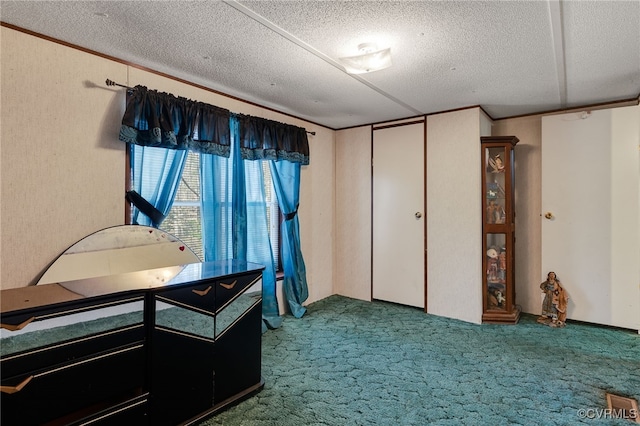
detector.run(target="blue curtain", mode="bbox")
[120,85,231,156]
[269,160,309,318]
[121,86,229,227]
[130,144,187,227]
[201,117,282,329]
[121,85,310,325]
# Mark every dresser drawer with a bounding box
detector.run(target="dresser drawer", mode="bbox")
[156,279,216,314]
[215,272,262,313]
[156,271,261,314]
[1,297,145,375]
[1,344,145,426]
[1,325,144,379]
[71,394,149,426]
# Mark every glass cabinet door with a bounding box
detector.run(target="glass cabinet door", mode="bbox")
[486,233,507,311]
[485,146,507,226]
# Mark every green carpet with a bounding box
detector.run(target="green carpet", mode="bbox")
[201,295,640,426]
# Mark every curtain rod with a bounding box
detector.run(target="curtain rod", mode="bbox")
[105,79,132,89]
[105,79,316,136]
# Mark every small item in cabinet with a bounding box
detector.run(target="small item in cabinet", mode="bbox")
[498,249,507,283]
[486,247,505,309]
[486,182,505,199]
[486,201,497,224]
[488,154,505,173]
[486,201,505,224]
[486,248,499,282]
[487,200,496,224]
[537,271,569,327]
[487,286,506,309]
[496,203,506,224]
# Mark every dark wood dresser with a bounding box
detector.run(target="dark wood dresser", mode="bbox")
[0,260,264,425]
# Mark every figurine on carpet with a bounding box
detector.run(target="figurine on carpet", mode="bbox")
[538,271,569,327]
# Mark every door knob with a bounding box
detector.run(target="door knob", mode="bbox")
[415,212,422,219]
[544,212,554,220]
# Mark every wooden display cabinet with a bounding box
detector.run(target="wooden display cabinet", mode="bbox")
[481,136,521,324]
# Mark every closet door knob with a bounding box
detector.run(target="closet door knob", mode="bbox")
[415,212,422,219]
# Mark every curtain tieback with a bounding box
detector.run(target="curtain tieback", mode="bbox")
[284,204,299,221]
[126,190,166,226]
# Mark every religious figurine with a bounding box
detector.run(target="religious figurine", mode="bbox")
[495,203,506,224]
[486,248,499,282]
[487,200,497,224]
[537,271,569,327]
[498,249,507,283]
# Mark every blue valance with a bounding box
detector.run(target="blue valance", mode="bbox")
[119,85,310,164]
[237,114,310,165]
[119,85,231,156]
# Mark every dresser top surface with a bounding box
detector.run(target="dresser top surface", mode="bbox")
[1,260,264,314]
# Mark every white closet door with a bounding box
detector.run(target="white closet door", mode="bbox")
[542,111,610,324]
[372,122,425,308]
[541,107,640,330]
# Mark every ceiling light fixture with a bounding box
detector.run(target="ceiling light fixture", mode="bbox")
[339,43,392,74]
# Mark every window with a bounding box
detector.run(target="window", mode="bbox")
[128,148,282,270]
[159,152,203,258]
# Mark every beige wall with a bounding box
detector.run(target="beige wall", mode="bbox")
[426,108,484,323]
[335,126,372,300]
[299,126,336,305]
[0,28,335,309]
[492,115,543,315]
[1,28,127,288]
[610,105,640,330]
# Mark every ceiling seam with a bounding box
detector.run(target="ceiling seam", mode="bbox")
[548,0,568,108]
[222,0,422,115]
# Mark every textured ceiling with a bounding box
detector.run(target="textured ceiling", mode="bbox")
[1,0,639,129]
